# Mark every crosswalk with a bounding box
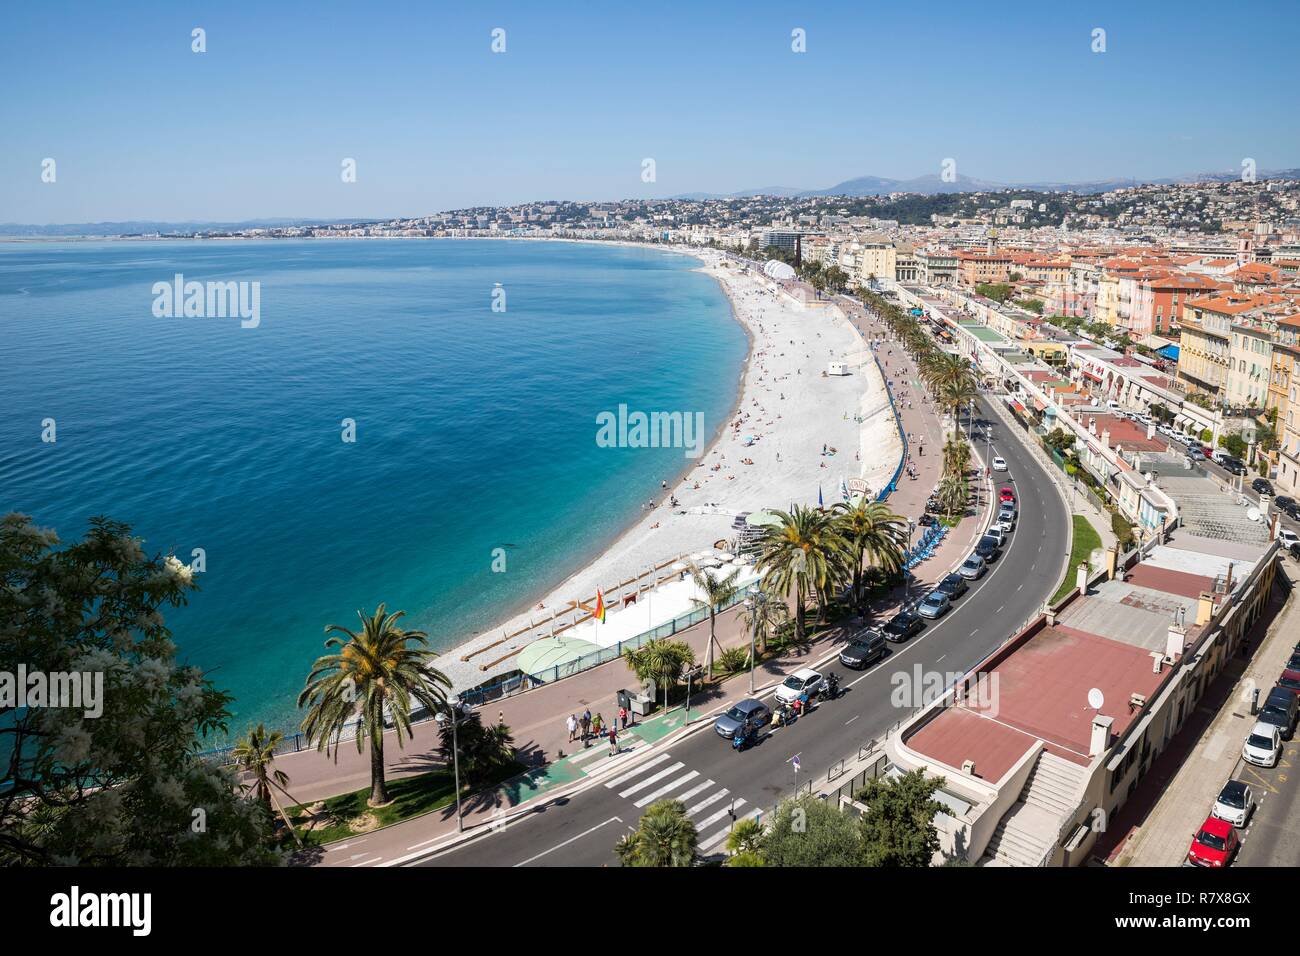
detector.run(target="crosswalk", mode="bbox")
[604,753,750,855]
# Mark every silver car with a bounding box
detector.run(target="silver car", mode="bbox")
[917,590,951,619]
[958,554,986,580]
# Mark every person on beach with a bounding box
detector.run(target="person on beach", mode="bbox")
[567,713,578,742]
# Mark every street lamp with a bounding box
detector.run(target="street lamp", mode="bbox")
[441,699,468,832]
[682,665,704,726]
[905,517,916,605]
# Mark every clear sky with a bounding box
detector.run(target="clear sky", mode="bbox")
[3,0,1297,224]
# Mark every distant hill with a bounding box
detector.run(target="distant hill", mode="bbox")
[675,167,1300,200]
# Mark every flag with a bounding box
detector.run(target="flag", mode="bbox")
[593,588,606,624]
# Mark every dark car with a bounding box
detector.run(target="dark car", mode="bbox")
[1291,542,1300,561]
[840,630,888,670]
[936,573,969,600]
[1260,686,1299,739]
[714,698,771,739]
[974,534,1001,562]
[1224,459,1246,476]
[882,609,925,643]
[1274,495,1298,517]
[1252,477,1274,496]
[1286,651,1300,672]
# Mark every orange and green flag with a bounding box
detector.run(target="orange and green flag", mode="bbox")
[593,588,606,623]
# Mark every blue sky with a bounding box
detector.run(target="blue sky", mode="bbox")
[3,0,1297,224]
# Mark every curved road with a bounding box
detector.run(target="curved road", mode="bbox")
[412,392,1070,866]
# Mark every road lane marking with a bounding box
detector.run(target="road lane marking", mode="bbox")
[696,799,747,835]
[633,770,700,807]
[514,816,624,867]
[618,762,686,799]
[687,789,730,817]
[845,715,859,726]
[675,779,715,805]
[604,752,670,789]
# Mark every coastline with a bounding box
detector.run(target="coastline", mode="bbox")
[429,245,903,693]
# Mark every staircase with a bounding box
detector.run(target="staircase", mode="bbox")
[979,752,1087,867]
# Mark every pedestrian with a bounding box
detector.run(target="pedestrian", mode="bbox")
[593,713,604,737]
[581,708,591,742]
[619,705,628,730]
[608,726,619,755]
[566,713,577,742]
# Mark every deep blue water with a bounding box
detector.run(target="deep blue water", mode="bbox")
[0,238,746,732]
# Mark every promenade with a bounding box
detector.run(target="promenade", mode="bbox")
[277,288,996,864]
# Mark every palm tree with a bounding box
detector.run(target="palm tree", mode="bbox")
[232,723,288,814]
[298,604,451,806]
[942,435,972,478]
[936,474,968,519]
[623,638,695,711]
[725,817,765,856]
[832,499,907,610]
[755,506,849,639]
[617,800,697,867]
[738,587,787,658]
[687,563,741,677]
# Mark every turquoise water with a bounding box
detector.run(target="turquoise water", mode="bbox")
[0,239,746,732]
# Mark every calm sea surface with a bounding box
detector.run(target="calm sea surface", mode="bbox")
[0,238,746,732]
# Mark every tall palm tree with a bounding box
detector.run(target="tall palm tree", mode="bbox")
[687,564,741,677]
[832,499,907,610]
[936,474,968,519]
[623,638,695,711]
[298,604,451,806]
[739,587,787,657]
[942,435,972,478]
[755,506,849,640]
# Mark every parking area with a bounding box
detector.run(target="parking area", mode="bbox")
[1232,733,1300,866]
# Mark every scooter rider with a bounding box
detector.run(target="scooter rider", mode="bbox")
[826,672,839,700]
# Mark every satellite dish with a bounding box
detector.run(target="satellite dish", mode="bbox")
[1246,507,1261,523]
[1087,688,1104,710]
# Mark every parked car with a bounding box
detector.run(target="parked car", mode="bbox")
[917,590,951,619]
[1260,686,1299,738]
[839,630,887,670]
[999,486,1016,504]
[1277,668,1300,694]
[1278,529,1300,550]
[1252,477,1274,496]
[1212,449,1231,466]
[974,534,1002,562]
[936,573,969,600]
[998,504,1017,527]
[1211,780,1254,828]
[996,513,1016,535]
[1188,447,1206,461]
[991,455,1008,472]
[985,526,1007,547]
[882,608,925,642]
[1291,543,1300,562]
[1186,816,1240,867]
[1274,495,1297,517]
[775,668,824,705]
[714,698,771,739]
[958,554,987,580]
[1242,721,1282,767]
[1223,459,1246,476]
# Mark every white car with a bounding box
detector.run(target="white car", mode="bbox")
[1211,780,1253,828]
[775,668,824,705]
[1242,721,1281,768]
[996,514,1016,535]
[991,456,1008,472]
[1278,529,1300,550]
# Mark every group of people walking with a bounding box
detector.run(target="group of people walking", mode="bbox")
[566,705,632,755]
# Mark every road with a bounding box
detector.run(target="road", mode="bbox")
[1225,730,1300,867]
[412,393,1070,866]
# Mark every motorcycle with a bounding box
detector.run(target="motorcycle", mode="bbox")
[772,703,793,727]
[825,674,840,701]
[732,726,757,752]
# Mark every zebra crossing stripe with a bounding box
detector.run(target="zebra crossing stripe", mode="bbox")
[695,798,746,842]
[604,753,670,789]
[673,779,715,806]
[618,763,685,799]
[686,788,729,817]
[633,770,700,808]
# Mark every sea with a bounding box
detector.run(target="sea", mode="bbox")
[0,238,747,733]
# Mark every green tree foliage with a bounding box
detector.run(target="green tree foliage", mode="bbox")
[761,795,867,867]
[0,513,280,866]
[617,799,697,867]
[435,713,516,787]
[856,769,944,867]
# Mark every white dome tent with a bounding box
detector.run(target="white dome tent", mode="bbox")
[762,259,796,281]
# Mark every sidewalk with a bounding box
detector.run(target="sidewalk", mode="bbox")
[1102,556,1295,866]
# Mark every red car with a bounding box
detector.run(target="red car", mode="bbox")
[1187,816,1239,867]
[999,487,1016,503]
